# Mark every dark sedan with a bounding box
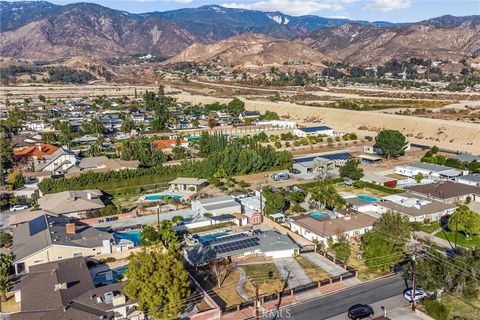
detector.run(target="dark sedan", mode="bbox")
[347,304,374,320]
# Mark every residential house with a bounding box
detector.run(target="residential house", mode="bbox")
[184,230,299,266]
[455,173,480,187]
[394,162,463,178]
[66,156,139,177]
[38,190,105,218]
[238,195,264,225]
[10,257,142,320]
[289,213,376,246]
[406,181,480,204]
[168,177,208,193]
[191,195,242,216]
[377,192,457,222]
[13,144,59,163]
[33,147,79,173]
[239,111,261,122]
[12,214,113,274]
[293,126,334,137]
[152,138,188,150]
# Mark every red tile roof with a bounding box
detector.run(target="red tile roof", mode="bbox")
[152,139,187,150]
[13,144,59,161]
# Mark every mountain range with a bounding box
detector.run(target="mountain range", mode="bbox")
[1,1,479,65]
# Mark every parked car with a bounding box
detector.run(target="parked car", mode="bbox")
[9,205,29,212]
[289,168,300,174]
[403,288,427,302]
[272,172,290,181]
[347,304,374,319]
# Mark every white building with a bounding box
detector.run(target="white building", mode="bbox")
[289,213,376,246]
[394,162,463,178]
[294,126,334,137]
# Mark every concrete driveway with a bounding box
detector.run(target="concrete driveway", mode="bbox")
[273,257,311,288]
[302,252,346,276]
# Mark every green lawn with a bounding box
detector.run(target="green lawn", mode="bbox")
[411,221,441,234]
[436,230,480,248]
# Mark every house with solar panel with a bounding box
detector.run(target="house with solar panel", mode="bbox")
[294,126,334,138]
[292,152,352,176]
[12,214,113,274]
[183,230,299,266]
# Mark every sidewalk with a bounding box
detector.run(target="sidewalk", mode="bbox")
[220,295,297,320]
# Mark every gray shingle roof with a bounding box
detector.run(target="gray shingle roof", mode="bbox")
[184,230,298,266]
[38,190,105,215]
[13,214,113,263]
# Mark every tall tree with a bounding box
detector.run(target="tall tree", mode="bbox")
[362,211,411,271]
[339,159,364,180]
[449,205,480,242]
[375,130,408,159]
[227,98,245,117]
[125,248,190,319]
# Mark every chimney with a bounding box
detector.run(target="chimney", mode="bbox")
[55,282,68,291]
[66,223,76,235]
[87,192,92,200]
[37,144,42,151]
[112,294,126,306]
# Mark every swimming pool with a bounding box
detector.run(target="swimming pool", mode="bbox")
[143,193,183,201]
[94,265,129,284]
[357,194,378,202]
[197,232,226,244]
[309,212,328,220]
[114,231,141,246]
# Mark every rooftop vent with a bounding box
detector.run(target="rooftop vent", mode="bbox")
[104,291,114,304]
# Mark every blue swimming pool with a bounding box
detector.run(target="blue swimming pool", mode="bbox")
[94,265,129,284]
[144,193,183,201]
[197,232,226,244]
[357,194,378,202]
[309,212,328,220]
[114,231,141,246]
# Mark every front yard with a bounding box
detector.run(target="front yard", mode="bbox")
[242,263,285,297]
[436,230,480,248]
[347,244,390,281]
[294,256,331,282]
[194,269,245,308]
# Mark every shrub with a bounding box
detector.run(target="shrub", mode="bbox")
[274,141,282,148]
[99,257,116,264]
[424,299,449,320]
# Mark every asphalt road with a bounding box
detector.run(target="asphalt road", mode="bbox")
[258,275,410,320]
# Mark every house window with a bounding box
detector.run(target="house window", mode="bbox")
[73,252,83,257]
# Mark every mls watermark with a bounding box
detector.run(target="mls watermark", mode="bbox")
[256,305,293,319]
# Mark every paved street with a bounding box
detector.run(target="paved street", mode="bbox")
[258,275,410,320]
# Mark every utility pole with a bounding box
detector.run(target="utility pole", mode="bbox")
[255,283,260,320]
[411,249,417,312]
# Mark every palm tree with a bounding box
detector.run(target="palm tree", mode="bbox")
[309,181,336,209]
[85,142,102,157]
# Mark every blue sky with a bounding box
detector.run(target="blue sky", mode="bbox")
[21,0,480,22]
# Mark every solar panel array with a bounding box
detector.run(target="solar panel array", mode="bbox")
[294,152,352,163]
[203,233,247,245]
[28,215,47,236]
[213,237,260,254]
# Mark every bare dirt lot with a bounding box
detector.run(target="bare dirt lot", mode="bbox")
[2,83,479,154]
